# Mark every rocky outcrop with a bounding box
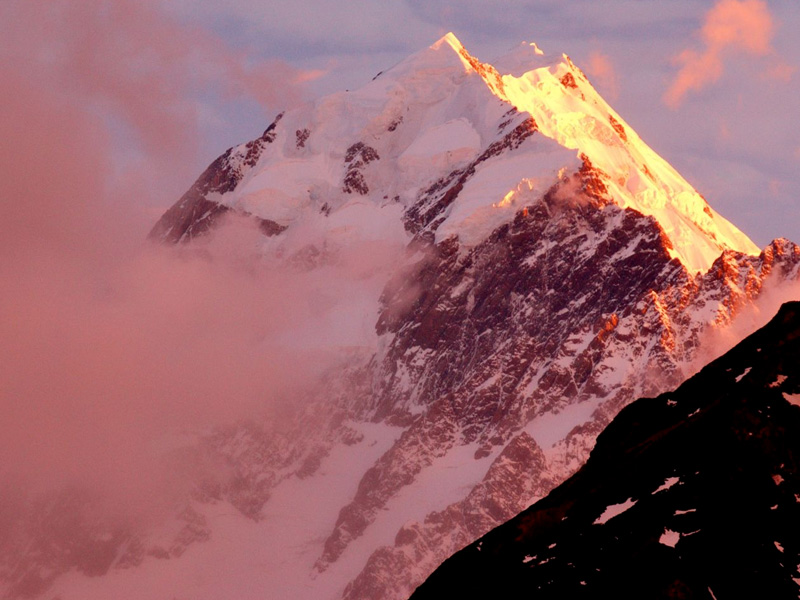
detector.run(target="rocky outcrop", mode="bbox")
[342,142,380,195]
[148,114,285,243]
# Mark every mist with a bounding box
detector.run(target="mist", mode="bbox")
[689,273,800,376]
[0,0,402,527]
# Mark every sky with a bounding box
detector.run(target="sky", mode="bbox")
[163,0,800,248]
[0,0,798,526]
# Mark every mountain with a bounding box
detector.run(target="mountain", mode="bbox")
[4,33,800,600]
[411,300,800,600]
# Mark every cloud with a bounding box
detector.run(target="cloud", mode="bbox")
[690,275,800,377]
[0,0,313,219]
[0,0,401,522]
[765,61,795,83]
[664,0,782,108]
[585,51,619,100]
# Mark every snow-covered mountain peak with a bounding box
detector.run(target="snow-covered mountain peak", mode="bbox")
[389,33,760,272]
[375,31,473,84]
[479,51,759,272]
[157,33,758,272]
[491,40,555,76]
[152,33,759,273]
[431,31,466,53]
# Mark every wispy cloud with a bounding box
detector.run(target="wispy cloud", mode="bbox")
[0,0,313,201]
[664,0,789,108]
[586,51,619,100]
[0,0,392,517]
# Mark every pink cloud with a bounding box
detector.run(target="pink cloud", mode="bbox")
[0,0,386,520]
[718,118,732,141]
[0,0,312,212]
[765,61,795,83]
[585,51,619,100]
[664,0,783,108]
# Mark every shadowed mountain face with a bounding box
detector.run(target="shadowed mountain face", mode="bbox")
[411,301,800,600]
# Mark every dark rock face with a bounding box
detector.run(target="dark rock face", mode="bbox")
[560,72,578,89]
[330,224,800,598]
[342,142,380,195]
[608,115,627,142]
[296,128,310,148]
[411,302,800,600]
[148,114,286,243]
[376,175,677,434]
